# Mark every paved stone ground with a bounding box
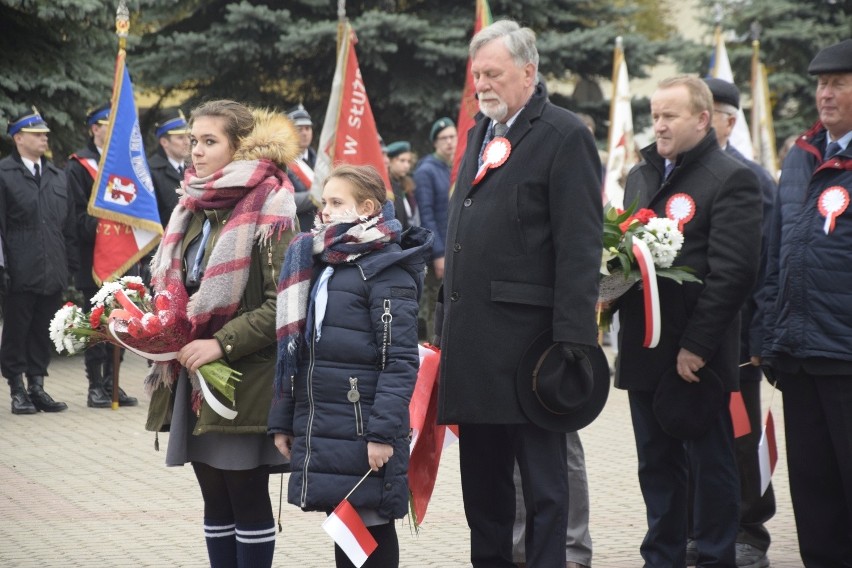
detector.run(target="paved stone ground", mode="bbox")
[0,350,804,567]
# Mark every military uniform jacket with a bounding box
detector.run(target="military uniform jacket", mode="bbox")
[0,152,78,295]
[65,142,101,291]
[437,87,603,425]
[615,131,762,392]
[148,150,182,228]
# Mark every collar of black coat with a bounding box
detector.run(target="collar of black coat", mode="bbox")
[641,129,721,179]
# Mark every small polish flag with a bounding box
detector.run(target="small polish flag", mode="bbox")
[758,410,778,496]
[322,498,377,567]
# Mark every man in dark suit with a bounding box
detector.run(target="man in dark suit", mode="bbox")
[436,20,602,567]
[616,75,761,567]
[760,39,852,566]
[148,107,190,228]
[0,108,77,414]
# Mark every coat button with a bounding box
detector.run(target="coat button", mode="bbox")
[463,198,473,207]
[225,345,233,353]
[453,243,462,252]
[384,483,392,490]
[450,292,459,301]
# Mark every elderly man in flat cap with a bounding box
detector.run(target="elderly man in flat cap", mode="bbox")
[0,108,78,414]
[759,38,852,567]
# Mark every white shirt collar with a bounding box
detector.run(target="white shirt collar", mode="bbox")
[21,156,38,176]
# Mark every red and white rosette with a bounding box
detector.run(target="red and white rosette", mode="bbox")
[473,137,511,185]
[632,238,660,348]
[817,186,849,235]
[666,193,696,232]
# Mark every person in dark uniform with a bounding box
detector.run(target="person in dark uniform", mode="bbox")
[286,104,318,231]
[66,103,138,408]
[0,108,77,414]
[148,107,190,228]
[760,39,852,567]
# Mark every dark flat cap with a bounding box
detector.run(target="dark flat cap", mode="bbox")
[386,141,411,158]
[808,39,852,75]
[703,78,740,109]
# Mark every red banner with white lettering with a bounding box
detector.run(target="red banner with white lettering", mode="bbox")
[314,22,392,201]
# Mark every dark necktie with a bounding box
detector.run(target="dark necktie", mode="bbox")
[33,163,41,185]
[178,164,185,178]
[825,141,842,160]
[662,161,674,184]
[494,122,508,137]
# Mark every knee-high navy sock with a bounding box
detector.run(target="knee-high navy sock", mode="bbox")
[204,519,237,568]
[236,520,276,568]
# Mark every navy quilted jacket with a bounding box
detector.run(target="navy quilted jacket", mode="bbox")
[269,226,432,519]
[762,122,852,361]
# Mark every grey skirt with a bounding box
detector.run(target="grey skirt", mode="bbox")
[165,369,288,472]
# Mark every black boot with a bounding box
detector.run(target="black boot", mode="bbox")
[8,375,37,414]
[103,347,137,407]
[85,348,111,408]
[27,375,68,412]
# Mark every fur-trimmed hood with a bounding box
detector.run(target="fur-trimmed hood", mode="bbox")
[232,108,301,170]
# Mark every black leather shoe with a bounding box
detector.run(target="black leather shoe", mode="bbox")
[27,376,68,412]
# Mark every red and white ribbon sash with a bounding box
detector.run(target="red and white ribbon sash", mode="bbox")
[290,159,315,189]
[632,238,660,348]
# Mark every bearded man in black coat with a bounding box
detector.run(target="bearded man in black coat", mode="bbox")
[436,20,602,567]
[615,75,761,567]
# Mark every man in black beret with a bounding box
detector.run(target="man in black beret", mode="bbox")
[759,38,852,566]
[0,108,78,414]
[697,77,778,568]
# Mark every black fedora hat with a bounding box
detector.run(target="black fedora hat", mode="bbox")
[653,366,724,440]
[516,330,610,433]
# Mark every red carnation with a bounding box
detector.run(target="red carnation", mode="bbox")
[635,208,657,224]
[89,306,105,329]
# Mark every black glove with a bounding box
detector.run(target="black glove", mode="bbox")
[560,342,589,363]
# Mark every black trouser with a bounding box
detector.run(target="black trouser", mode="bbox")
[0,290,62,378]
[459,422,569,568]
[780,370,852,568]
[629,391,739,568]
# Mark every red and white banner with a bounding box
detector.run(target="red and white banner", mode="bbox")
[289,158,314,190]
[314,21,392,202]
[729,390,751,438]
[604,37,636,209]
[322,499,377,567]
[758,409,778,496]
[408,344,459,526]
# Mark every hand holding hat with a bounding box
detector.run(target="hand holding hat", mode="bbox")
[560,342,589,363]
